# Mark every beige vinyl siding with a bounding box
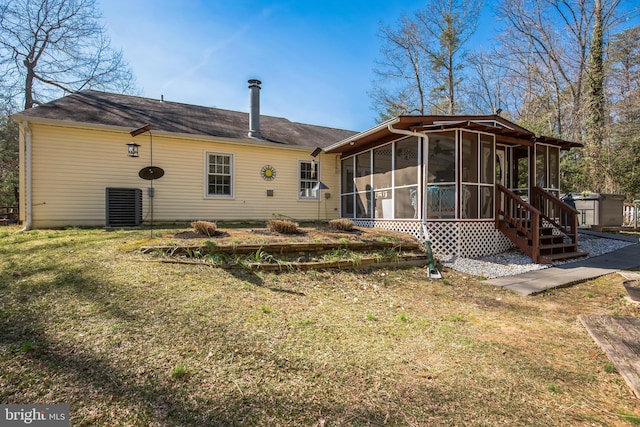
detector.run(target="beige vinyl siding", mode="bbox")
[25,123,340,228]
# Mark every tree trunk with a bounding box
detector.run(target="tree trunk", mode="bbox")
[585,0,607,192]
[24,60,35,110]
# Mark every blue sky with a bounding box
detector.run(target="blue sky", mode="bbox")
[100,0,638,132]
[100,0,485,131]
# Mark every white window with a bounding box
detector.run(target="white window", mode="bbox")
[206,152,233,197]
[299,160,319,199]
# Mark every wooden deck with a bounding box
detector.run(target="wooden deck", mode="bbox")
[579,314,640,398]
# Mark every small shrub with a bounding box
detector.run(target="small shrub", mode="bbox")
[191,221,217,236]
[329,219,354,231]
[268,219,299,234]
[397,313,409,323]
[338,237,350,245]
[547,383,560,393]
[446,314,466,322]
[171,364,188,379]
[298,319,315,327]
[205,240,217,251]
[20,341,34,353]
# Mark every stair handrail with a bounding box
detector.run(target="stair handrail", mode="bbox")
[496,184,541,263]
[531,186,579,244]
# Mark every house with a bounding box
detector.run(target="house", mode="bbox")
[316,115,585,263]
[12,81,584,263]
[12,80,355,229]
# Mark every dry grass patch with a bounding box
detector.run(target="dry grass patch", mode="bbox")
[329,218,355,231]
[267,219,299,234]
[0,225,639,425]
[191,220,217,236]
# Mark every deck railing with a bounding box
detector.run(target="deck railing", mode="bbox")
[496,184,541,262]
[530,187,578,245]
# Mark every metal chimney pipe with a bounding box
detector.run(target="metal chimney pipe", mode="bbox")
[248,79,262,139]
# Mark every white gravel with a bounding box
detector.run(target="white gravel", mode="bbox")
[441,233,636,279]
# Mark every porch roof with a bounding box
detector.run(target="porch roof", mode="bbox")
[321,115,582,156]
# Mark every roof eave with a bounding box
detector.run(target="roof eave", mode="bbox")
[11,115,319,152]
[321,117,401,153]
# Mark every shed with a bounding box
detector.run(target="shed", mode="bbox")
[572,193,625,228]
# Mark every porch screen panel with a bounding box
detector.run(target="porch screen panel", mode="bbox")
[548,146,560,194]
[428,132,456,183]
[342,158,354,194]
[341,195,354,218]
[480,134,495,219]
[374,190,393,219]
[513,147,529,198]
[340,158,355,218]
[427,184,456,219]
[537,144,561,219]
[536,146,547,187]
[356,190,372,218]
[462,185,479,219]
[480,186,493,219]
[480,135,494,184]
[373,145,392,189]
[395,137,419,187]
[427,131,456,219]
[395,186,418,219]
[461,132,479,183]
[355,152,372,218]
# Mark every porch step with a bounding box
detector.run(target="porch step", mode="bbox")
[539,251,589,263]
[500,228,587,264]
[497,185,587,265]
[539,242,577,250]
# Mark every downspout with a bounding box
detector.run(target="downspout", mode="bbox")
[20,120,33,231]
[387,124,441,279]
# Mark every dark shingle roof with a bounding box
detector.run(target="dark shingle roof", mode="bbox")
[14,90,357,148]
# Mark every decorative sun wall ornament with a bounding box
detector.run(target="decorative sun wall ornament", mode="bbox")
[261,165,276,180]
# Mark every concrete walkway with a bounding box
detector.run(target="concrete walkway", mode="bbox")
[484,231,640,296]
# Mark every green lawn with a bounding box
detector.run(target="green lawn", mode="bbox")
[1,226,639,426]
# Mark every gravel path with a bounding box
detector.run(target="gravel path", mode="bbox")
[441,233,635,279]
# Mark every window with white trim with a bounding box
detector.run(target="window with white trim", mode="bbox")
[206,152,233,197]
[299,160,319,199]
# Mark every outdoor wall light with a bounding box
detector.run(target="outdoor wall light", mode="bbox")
[127,123,152,157]
[127,142,140,157]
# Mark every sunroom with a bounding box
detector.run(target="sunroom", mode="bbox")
[321,115,584,263]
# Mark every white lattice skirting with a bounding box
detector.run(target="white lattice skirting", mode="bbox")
[352,219,513,259]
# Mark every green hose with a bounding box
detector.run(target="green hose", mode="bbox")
[424,240,440,278]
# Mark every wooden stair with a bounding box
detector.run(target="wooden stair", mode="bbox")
[496,185,588,264]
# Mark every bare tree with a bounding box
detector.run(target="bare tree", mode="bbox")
[609,25,640,105]
[609,25,640,198]
[0,0,136,110]
[371,0,482,121]
[371,14,432,121]
[416,0,482,115]
[495,0,626,141]
[465,50,513,115]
